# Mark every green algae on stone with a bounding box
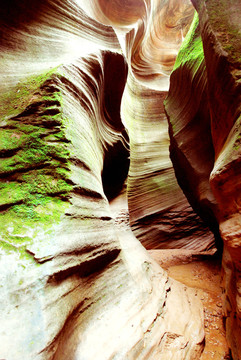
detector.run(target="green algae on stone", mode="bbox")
[165,11,206,134]
[0,196,69,260]
[174,11,204,72]
[0,70,73,261]
[0,129,29,154]
[0,91,71,177]
[0,68,59,120]
[42,91,62,104]
[0,172,72,208]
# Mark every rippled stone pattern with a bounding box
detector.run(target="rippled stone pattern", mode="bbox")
[123,71,215,250]
[0,1,205,359]
[0,63,204,359]
[79,0,194,89]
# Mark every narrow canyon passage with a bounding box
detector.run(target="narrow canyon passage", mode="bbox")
[0,0,241,359]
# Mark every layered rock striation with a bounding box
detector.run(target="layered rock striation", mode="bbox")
[0,57,205,360]
[122,71,215,250]
[0,1,207,359]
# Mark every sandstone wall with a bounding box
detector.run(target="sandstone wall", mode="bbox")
[165,2,241,358]
[0,1,206,359]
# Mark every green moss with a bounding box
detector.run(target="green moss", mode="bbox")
[1,147,50,175]
[22,172,72,195]
[0,69,73,261]
[14,123,41,134]
[174,12,204,71]
[0,181,30,207]
[0,170,72,208]
[0,129,28,152]
[11,196,68,221]
[42,91,62,104]
[0,121,70,176]
[44,131,68,142]
[0,196,68,260]
[0,68,59,119]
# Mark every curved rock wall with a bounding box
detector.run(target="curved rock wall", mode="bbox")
[165,2,241,358]
[164,12,220,247]
[0,1,206,359]
[0,0,120,92]
[122,71,215,250]
[0,55,204,360]
[0,52,120,359]
[197,1,241,358]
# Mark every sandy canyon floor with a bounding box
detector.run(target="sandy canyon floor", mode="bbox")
[148,249,231,360]
[110,192,231,359]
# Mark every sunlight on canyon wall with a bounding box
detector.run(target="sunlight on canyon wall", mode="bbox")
[3,0,241,359]
[0,1,207,360]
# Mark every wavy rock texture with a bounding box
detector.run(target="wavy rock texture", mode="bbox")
[0,1,206,359]
[0,0,120,92]
[164,12,220,247]
[123,0,195,90]
[165,2,241,358]
[0,58,204,360]
[122,71,215,250]
[78,0,194,90]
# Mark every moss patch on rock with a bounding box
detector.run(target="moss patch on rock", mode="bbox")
[0,70,73,260]
[0,69,59,120]
[174,11,204,72]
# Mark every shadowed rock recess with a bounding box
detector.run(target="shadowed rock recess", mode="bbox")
[0,0,240,359]
[165,1,241,359]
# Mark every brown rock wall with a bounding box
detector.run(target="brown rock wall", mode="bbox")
[165,2,241,358]
[164,12,220,248]
[194,2,241,358]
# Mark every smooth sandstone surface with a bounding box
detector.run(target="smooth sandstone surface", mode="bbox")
[3,0,241,358]
[0,66,204,358]
[0,1,206,359]
[122,71,215,250]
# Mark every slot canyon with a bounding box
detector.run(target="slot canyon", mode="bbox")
[0,0,240,359]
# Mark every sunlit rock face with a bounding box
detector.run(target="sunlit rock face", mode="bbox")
[122,71,215,250]
[124,0,195,89]
[0,52,121,359]
[0,0,206,359]
[0,57,204,360]
[79,0,194,90]
[165,1,241,358]
[0,0,120,92]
